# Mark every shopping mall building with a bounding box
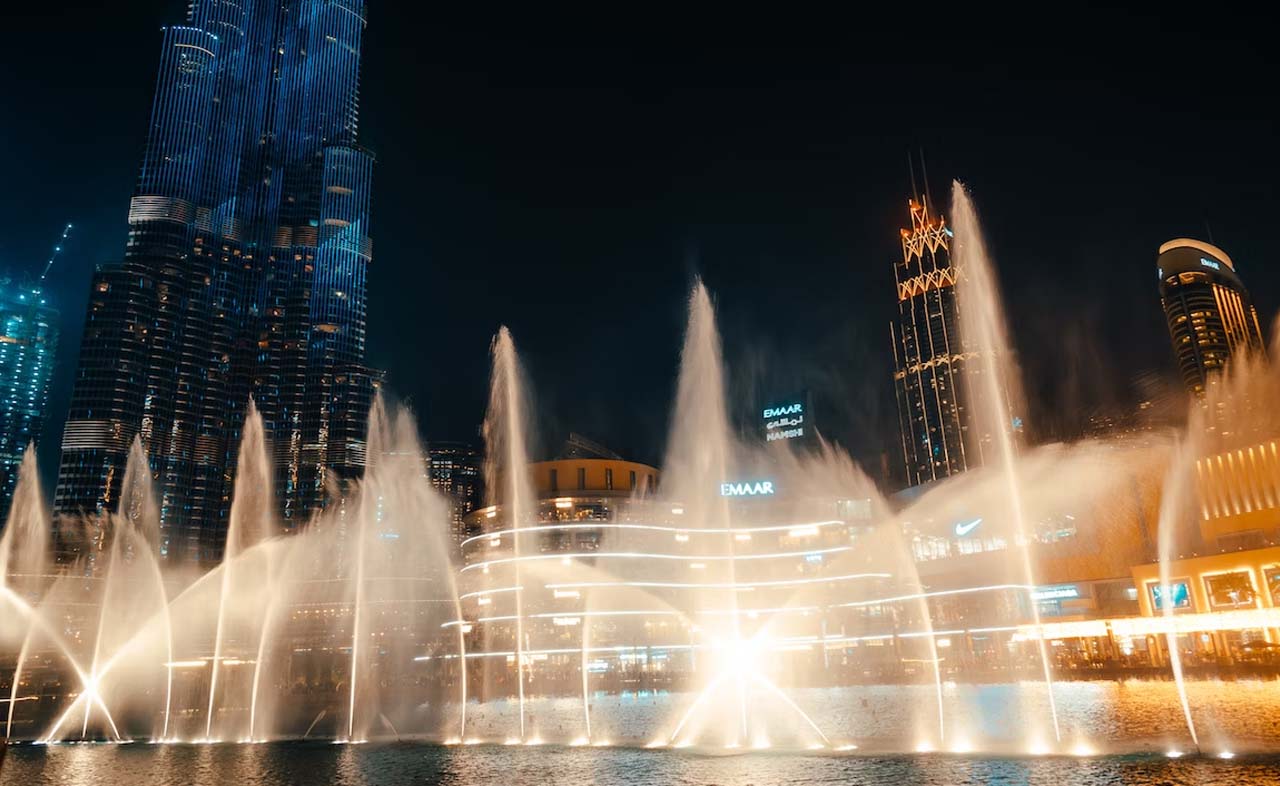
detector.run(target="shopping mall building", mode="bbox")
[449,436,1280,692]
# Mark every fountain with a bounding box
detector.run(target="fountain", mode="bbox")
[478,326,538,741]
[950,181,1061,744]
[0,185,1278,773]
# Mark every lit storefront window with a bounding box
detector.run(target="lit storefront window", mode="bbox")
[1148,579,1192,612]
[1266,567,1280,607]
[1203,571,1257,610]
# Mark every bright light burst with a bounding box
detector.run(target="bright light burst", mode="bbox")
[665,631,830,750]
[1070,741,1096,757]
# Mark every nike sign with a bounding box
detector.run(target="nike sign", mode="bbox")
[953,518,982,537]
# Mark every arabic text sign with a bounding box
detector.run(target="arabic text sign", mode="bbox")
[762,394,810,443]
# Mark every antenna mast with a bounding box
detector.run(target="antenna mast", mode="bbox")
[918,149,935,210]
[908,151,920,203]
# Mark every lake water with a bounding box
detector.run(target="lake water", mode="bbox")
[4,742,1280,786]
[5,680,1280,785]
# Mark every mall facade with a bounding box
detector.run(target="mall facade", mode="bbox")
[446,436,1280,694]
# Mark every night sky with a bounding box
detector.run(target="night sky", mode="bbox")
[3,4,1277,492]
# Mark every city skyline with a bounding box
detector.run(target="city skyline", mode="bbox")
[3,4,1279,491]
[0,271,60,521]
[5,6,1280,774]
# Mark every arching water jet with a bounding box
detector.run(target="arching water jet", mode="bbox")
[950,182,1060,743]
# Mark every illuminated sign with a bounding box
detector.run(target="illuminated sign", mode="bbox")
[1031,584,1080,601]
[1200,257,1221,271]
[1149,580,1191,611]
[762,391,813,444]
[763,403,803,419]
[720,481,775,497]
[953,517,982,537]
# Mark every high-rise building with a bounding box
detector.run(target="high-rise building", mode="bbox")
[56,1,376,563]
[890,196,985,487]
[426,442,483,549]
[1158,238,1266,396]
[0,277,59,523]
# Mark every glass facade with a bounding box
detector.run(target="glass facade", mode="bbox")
[0,279,59,523]
[56,0,376,564]
[890,198,984,487]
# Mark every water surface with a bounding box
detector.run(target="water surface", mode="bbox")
[4,742,1279,786]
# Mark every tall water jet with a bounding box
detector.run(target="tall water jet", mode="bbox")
[0,447,49,587]
[580,608,592,743]
[2,448,49,739]
[1150,323,1280,750]
[1155,435,1200,750]
[73,437,168,741]
[205,400,273,741]
[482,327,536,740]
[950,181,1060,743]
[663,281,734,536]
[661,281,744,746]
[344,394,392,742]
[116,438,172,740]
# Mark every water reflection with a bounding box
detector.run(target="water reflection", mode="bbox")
[4,742,1280,786]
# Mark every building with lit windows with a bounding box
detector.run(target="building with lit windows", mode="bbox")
[1158,238,1266,396]
[426,441,483,548]
[55,1,376,563]
[452,458,911,691]
[434,431,1280,690]
[0,277,59,523]
[891,197,988,488]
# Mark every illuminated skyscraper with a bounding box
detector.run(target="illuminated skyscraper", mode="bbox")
[426,441,483,549]
[1157,238,1266,396]
[56,1,376,563]
[890,197,986,487]
[0,278,59,523]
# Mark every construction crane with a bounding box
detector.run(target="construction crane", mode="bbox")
[39,222,73,283]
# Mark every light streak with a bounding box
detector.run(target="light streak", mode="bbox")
[459,586,522,600]
[460,520,846,547]
[545,572,890,591]
[461,546,853,573]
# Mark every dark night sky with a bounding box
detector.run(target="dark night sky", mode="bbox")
[3,4,1278,491]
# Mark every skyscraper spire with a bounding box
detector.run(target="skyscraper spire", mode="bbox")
[908,151,920,204]
[918,148,935,212]
[889,172,981,488]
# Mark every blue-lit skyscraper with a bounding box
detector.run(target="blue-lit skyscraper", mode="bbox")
[0,277,59,524]
[56,1,376,563]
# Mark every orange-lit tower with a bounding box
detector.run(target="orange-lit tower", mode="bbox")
[890,196,984,487]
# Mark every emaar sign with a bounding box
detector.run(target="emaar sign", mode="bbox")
[720,481,776,497]
[761,392,813,444]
